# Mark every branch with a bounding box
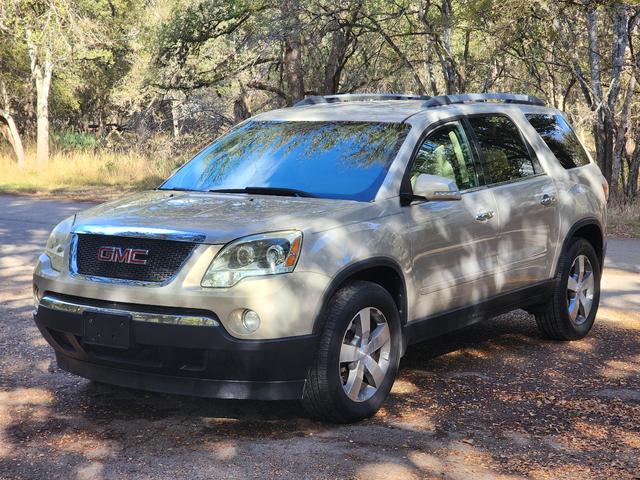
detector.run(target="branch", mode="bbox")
[246,81,287,99]
[363,14,427,94]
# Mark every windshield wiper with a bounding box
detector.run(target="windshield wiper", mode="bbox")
[158,187,201,192]
[208,187,317,198]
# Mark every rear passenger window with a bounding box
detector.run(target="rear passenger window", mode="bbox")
[468,115,536,184]
[411,121,479,191]
[526,114,591,169]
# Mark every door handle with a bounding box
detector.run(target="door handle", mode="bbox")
[540,194,556,206]
[475,210,495,222]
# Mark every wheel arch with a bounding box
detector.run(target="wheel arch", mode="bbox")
[556,217,605,275]
[312,257,408,335]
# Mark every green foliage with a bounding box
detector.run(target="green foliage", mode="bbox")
[1,0,639,200]
[53,131,100,150]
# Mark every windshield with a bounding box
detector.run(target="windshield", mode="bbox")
[160,120,410,201]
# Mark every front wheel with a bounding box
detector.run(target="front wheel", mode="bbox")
[535,238,601,340]
[302,281,401,423]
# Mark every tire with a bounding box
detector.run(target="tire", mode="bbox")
[302,280,402,423]
[535,238,601,341]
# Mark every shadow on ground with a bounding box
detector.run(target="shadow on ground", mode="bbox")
[1,194,639,479]
[1,309,638,479]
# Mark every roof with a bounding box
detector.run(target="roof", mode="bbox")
[255,100,429,123]
[253,93,556,124]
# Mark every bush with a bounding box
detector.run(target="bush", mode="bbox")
[54,131,101,150]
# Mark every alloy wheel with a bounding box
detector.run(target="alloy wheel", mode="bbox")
[567,254,595,326]
[339,307,391,402]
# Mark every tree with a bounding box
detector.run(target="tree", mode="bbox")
[1,0,102,164]
[0,81,26,167]
[0,14,27,166]
[1,0,638,202]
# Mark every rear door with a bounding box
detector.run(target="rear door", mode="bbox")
[466,113,560,292]
[404,120,502,319]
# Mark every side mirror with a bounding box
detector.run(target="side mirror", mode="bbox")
[412,174,461,201]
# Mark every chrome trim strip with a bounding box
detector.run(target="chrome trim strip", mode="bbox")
[39,295,219,327]
[72,225,207,243]
[484,172,548,189]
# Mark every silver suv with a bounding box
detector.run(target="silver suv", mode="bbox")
[34,93,608,422]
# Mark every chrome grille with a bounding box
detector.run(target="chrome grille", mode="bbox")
[73,234,197,283]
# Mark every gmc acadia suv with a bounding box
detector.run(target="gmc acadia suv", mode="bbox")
[33,93,608,423]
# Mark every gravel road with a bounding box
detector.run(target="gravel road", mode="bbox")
[0,194,638,480]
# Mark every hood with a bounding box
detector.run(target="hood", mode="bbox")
[72,190,367,244]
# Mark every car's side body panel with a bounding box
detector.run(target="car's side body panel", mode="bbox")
[488,174,560,291]
[403,182,502,319]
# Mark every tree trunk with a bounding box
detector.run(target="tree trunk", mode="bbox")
[585,2,607,179]
[440,0,457,94]
[419,2,439,95]
[458,29,470,93]
[171,99,180,139]
[425,44,439,95]
[482,58,497,93]
[281,0,305,105]
[611,75,635,197]
[233,87,252,123]
[27,30,53,166]
[0,81,25,167]
[0,116,26,166]
[323,27,348,94]
[35,62,52,166]
[605,3,629,191]
[283,39,304,105]
[627,127,640,201]
[608,3,628,110]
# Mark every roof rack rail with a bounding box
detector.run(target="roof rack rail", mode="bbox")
[422,93,545,107]
[294,93,431,107]
[293,92,545,108]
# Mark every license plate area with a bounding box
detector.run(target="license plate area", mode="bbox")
[83,311,131,349]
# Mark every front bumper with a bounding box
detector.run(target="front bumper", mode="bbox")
[34,294,318,400]
[34,252,330,340]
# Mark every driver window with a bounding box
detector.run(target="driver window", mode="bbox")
[411,121,479,191]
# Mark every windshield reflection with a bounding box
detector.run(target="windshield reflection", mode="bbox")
[160,121,410,201]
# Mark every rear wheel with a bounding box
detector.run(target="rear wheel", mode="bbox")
[535,238,601,340]
[302,281,401,423]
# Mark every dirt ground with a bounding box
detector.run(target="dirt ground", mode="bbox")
[0,194,638,480]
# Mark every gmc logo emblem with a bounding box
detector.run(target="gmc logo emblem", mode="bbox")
[97,247,149,265]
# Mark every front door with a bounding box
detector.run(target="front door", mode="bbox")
[405,121,502,320]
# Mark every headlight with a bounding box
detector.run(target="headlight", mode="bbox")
[202,231,302,288]
[45,216,74,272]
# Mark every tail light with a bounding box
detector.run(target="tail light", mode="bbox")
[601,178,609,202]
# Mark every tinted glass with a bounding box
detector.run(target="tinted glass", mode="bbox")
[411,121,479,190]
[468,115,535,184]
[526,114,591,169]
[161,121,410,201]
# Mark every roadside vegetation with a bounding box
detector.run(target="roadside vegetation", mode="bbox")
[0,149,165,191]
[0,136,191,200]
[608,202,640,238]
[1,1,639,224]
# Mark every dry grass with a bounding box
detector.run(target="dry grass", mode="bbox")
[608,202,640,238]
[0,148,182,201]
[1,147,639,238]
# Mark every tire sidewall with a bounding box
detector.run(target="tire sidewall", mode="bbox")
[556,239,601,339]
[325,283,401,420]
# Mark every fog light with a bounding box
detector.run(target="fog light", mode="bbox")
[241,309,260,332]
[33,285,41,309]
